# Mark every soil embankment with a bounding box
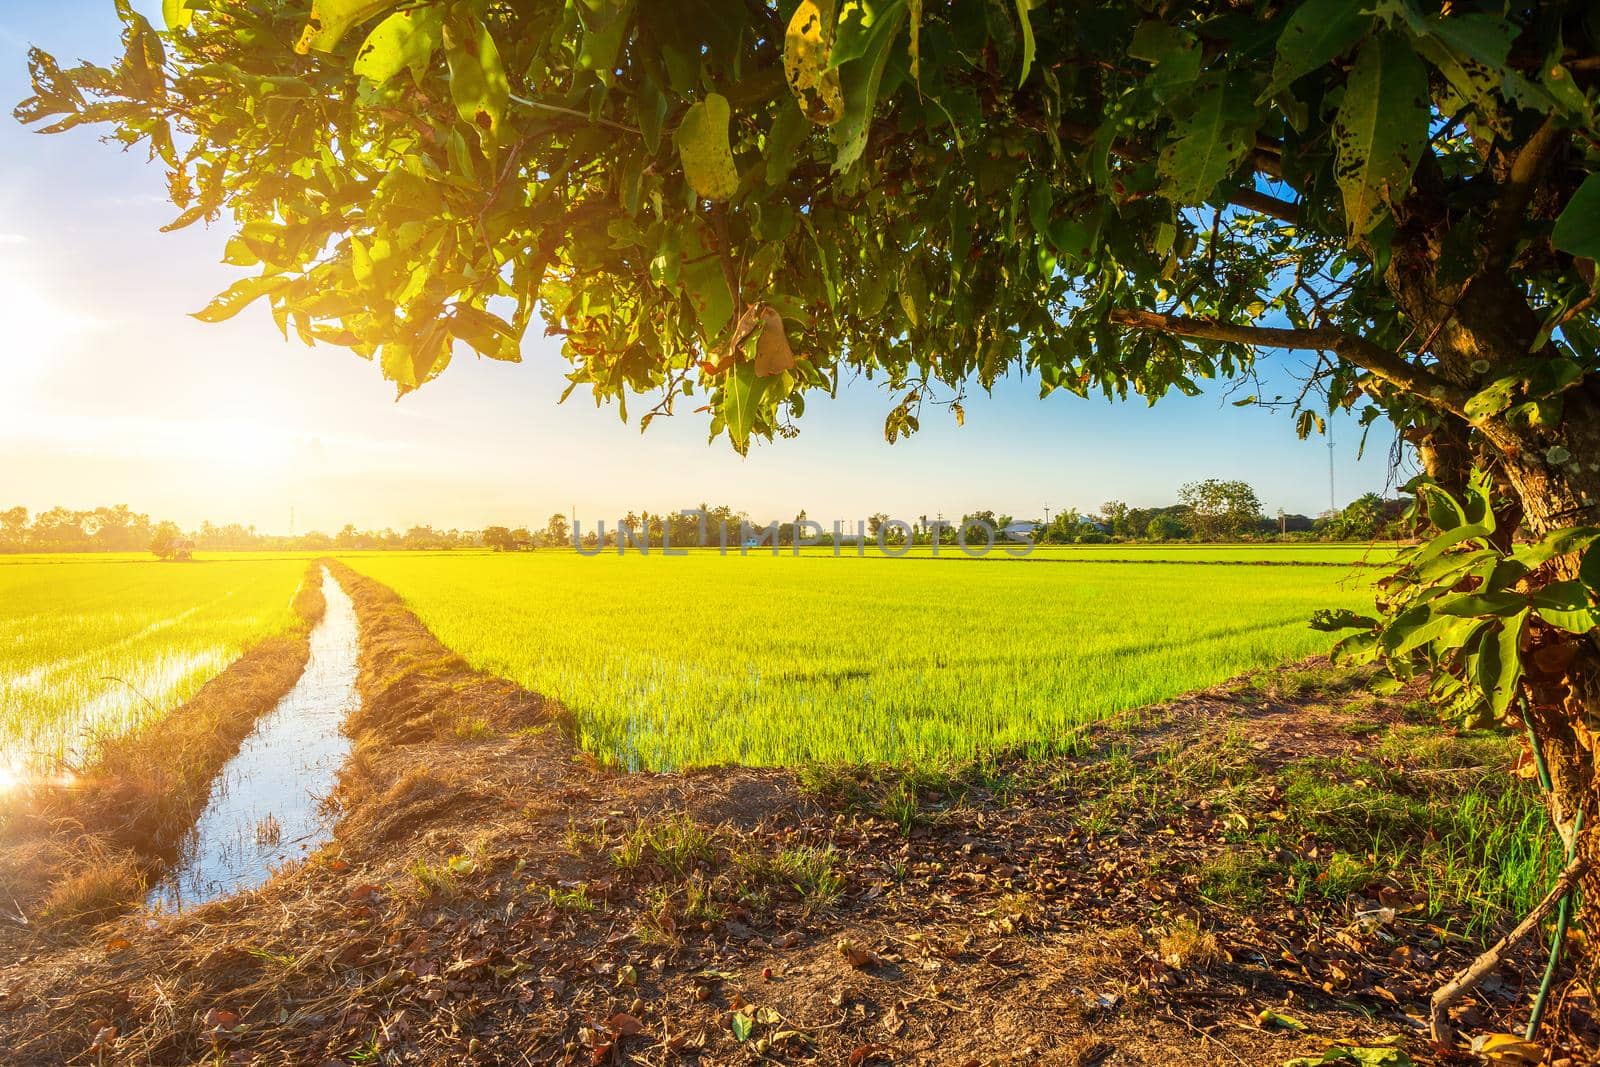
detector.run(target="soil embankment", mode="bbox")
[0,561,1590,1064]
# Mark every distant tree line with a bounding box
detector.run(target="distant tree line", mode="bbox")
[1,484,1412,557]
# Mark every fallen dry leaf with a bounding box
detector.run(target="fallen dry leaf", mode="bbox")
[1468,1033,1544,1065]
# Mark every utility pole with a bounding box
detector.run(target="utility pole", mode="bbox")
[1327,428,1337,517]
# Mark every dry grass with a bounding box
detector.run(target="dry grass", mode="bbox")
[39,852,143,928]
[1157,917,1223,971]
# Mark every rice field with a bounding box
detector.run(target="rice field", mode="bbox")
[347,550,1376,770]
[0,557,307,772]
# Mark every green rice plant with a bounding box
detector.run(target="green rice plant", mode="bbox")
[0,556,306,771]
[347,551,1374,769]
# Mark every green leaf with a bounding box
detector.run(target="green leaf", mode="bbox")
[1129,21,1201,99]
[1263,0,1372,101]
[907,0,922,81]
[1463,374,1518,422]
[1128,21,1193,64]
[675,93,741,201]
[1310,607,1378,632]
[1514,527,1600,569]
[574,0,631,86]
[1583,541,1600,594]
[1533,581,1599,634]
[1331,630,1379,666]
[1420,483,1467,533]
[451,305,522,362]
[829,0,907,172]
[1332,33,1429,236]
[1157,81,1258,203]
[1382,604,1483,657]
[1436,591,1529,618]
[765,99,809,186]
[445,19,509,152]
[723,363,764,455]
[296,0,400,55]
[680,247,735,344]
[1285,1045,1415,1067]
[162,0,192,31]
[1476,610,1527,718]
[636,75,668,154]
[830,1,904,69]
[354,8,443,86]
[1552,173,1600,261]
[1014,0,1036,87]
[1256,1008,1307,1032]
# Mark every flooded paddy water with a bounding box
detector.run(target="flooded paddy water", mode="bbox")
[149,567,359,910]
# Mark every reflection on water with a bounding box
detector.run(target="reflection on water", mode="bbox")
[148,567,358,910]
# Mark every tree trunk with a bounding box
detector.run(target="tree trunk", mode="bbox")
[1385,247,1600,905]
[1495,394,1600,898]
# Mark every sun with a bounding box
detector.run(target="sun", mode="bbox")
[0,753,24,793]
[0,271,97,400]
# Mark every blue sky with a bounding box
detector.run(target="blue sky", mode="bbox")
[0,2,1408,534]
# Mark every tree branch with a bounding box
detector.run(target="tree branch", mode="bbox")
[1229,188,1302,225]
[1429,853,1587,1045]
[1106,309,1472,417]
[1485,115,1565,268]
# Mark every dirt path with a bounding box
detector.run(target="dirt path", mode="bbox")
[0,561,1591,1065]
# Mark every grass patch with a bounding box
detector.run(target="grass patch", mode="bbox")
[1276,738,1560,936]
[1197,850,1274,907]
[614,813,716,878]
[734,844,845,908]
[40,855,144,927]
[453,716,496,741]
[799,760,987,834]
[410,854,477,899]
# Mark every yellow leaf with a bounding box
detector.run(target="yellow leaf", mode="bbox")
[296,0,400,55]
[674,93,740,201]
[785,1,844,125]
[753,308,797,378]
[1469,1033,1544,1065]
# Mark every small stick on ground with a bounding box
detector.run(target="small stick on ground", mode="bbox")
[1430,854,1587,1045]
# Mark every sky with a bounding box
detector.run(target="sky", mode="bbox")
[0,2,1409,535]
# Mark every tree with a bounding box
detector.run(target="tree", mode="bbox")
[149,520,185,560]
[1100,501,1132,539]
[1326,492,1387,541]
[1145,514,1188,542]
[483,525,517,552]
[0,507,27,551]
[23,1,1600,921]
[545,513,570,547]
[1178,480,1263,541]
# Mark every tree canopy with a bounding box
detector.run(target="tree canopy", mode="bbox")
[17,0,1598,461]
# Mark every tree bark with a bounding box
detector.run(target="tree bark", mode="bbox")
[1384,248,1600,909]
